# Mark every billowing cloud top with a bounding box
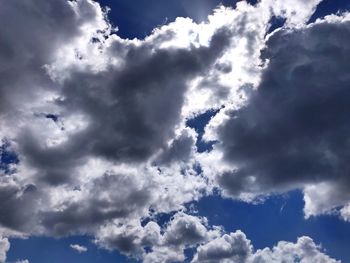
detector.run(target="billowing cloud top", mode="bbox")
[0,0,348,262]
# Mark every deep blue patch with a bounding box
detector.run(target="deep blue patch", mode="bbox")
[186,109,220,153]
[184,247,197,263]
[0,140,19,174]
[267,16,286,34]
[308,0,350,23]
[142,210,178,229]
[7,236,137,263]
[45,114,59,123]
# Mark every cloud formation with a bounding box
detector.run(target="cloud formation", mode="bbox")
[193,233,339,263]
[207,13,350,217]
[0,0,348,262]
[0,237,9,263]
[70,244,88,253]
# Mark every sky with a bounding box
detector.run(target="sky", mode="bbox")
[1,0,350,263]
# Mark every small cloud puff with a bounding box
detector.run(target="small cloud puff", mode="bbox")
[70,244,88,253]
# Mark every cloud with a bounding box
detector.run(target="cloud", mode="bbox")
[0,237,9,263]
[0,0,107,119]
[340,203,350,222]
[163,212,209,246]
[155,129,196,165]
[95,212,218,261]
[207,13,350,215]
[40,171,154,236]
[260,0,322,26]
[251,236,339,263]
[192,230,252,263]
[0,0,239,238]
[96,212,339,263]
[0,0,348,262]
[70,244,88,253]
[192,233,339,263]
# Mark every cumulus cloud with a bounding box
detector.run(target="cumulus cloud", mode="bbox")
[251,236,339,263]
[192,230,252,263]
[70,244,88,253]
[193,233,339,263]
[205,12,350,216]
[0,0,348,261]
[95,212,220,262]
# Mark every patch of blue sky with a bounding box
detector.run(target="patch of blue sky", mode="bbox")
[7,236,137,263]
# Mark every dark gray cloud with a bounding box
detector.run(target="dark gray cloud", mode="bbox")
[155,130,195,165]
[0,181,40,233]
[0,0,109,186]
[0,0,102,114]
[0,0,235,240]
[216,18,350,197]
[58,26,232,162]
[14,23,234,186]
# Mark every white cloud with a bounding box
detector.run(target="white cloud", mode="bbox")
[192,230,252,263]
[70,244,88,253]
[0,237,9,263]
[251,236,339,263]
[340,204,350,222]
[193,233,339,263]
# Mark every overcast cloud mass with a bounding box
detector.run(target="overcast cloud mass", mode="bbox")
[0,0,349,262]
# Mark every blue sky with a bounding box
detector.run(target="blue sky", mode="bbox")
[2,0,350,263]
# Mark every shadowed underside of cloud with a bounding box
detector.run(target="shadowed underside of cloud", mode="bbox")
[0,0,348,262]
[214,16,350,217]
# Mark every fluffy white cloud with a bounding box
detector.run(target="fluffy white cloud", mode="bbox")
[192,230,252,263]
[251,236,339,263]
[95,212,220,262]
[70,244,88,253]
[193,233,339,263]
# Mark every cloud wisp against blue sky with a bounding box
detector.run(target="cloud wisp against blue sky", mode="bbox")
[0,0,350,262]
